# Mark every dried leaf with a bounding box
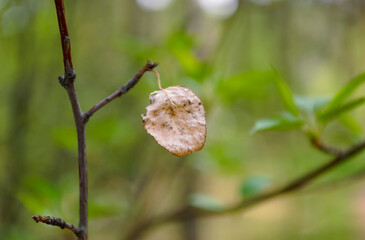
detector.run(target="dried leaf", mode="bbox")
[142,86,206,156]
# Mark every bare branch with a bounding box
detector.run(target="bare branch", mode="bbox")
[53,1,88,239]
[54,0,75,78]
[125,140,365,240]
[33,1,87,240]
[32,215,82,237]
[38,2,159,240]
[83,60,158,122]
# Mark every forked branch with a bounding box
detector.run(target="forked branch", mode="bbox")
[33,1,157,240]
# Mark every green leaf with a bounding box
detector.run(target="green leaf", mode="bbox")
[272,68,299,116]
[294,95,330,114]
[240,175,271,198]
[324,73,365,113]
[250,112,304,134]
[338,114,363,136]
[189,194,223,212]
[319,97,365,122]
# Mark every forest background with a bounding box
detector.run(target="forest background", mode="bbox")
[1,0,365,239]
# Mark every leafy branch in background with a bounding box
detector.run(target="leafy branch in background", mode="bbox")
[251,70,365,139]
[123,71,365,239]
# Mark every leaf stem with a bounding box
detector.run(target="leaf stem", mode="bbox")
[151,69,163,90]
[150,69,177,108]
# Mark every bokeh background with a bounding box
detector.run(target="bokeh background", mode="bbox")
[1,0,365,239]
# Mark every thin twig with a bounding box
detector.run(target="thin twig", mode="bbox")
[302,166,365,194]
[32,216,82,237]
[310,137,344,156]
[125,140,365,240]
[65,82,87,240]
[54,0,74,77]
[83,60,158,123]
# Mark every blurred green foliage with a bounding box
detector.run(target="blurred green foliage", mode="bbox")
[189,193,223,212]
[240,175,271,198]
[1,0,365,240]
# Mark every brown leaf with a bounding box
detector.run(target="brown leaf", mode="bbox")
[142,86,206,157]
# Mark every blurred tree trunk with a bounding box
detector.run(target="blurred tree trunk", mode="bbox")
[0,27,35,237]
[182,167,198,240]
